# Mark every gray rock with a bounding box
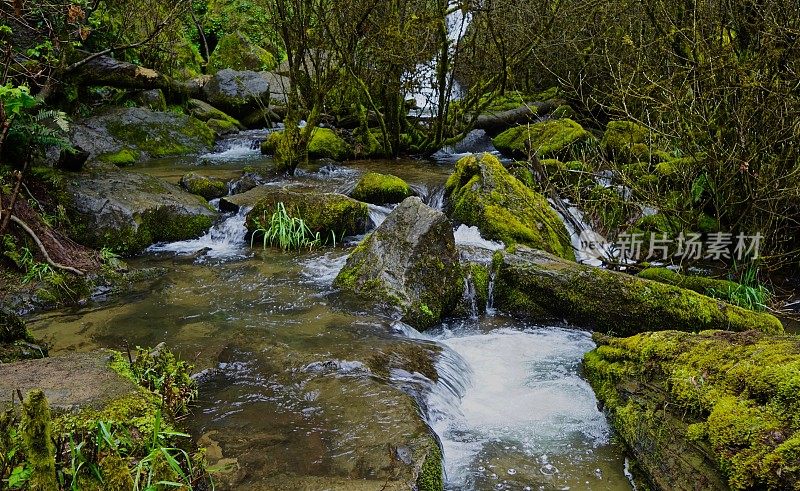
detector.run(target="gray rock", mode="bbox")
[202,69,289,118]
[335,197,463,330]
[180,172,229,200]
[71,107,216,165]
[129,89,167,111]
[64,170,218,255]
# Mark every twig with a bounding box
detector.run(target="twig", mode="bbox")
[6,213,85,276]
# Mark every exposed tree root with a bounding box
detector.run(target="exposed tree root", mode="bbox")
[6,214,84,276]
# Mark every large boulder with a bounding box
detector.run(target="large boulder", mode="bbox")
[335,197,463,329]
[492,118,592,160]
[244,188,368,239]
[71,107,216,165]
[208,31,277,73]
[187,99,244,137]
[202,69,288,118]
[63,170,218,255]
[351,172,414,205]
[600,120,653,164]
[585,330,800,490]
[493,246,784,335]
[444,153,575,260]
[261,127,351,161]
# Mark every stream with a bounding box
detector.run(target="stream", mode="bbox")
[26,134,633,490]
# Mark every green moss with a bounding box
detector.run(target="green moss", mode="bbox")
[208,31,277,73]
[638,267,739,300]
[444,153,575,260]
[469,263,490,310]
[105,115,215,158]
[180,172,228,200]
[351,172,413,204]
[601,120,652,164]
[21,390,57,491]
[492,119,592,160]
[206,118,238,136]
[585,330,800,490]
[416,441,443,491]
[96,148,140,166]
[493,248,783,336]
[247,190,368,239]
[261,128,352,161]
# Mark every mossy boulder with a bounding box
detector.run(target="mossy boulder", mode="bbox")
[493,246,783,336]
[187,99,243,132]
[600,120,652,164]
[245,188,368,238]
[62,170,217,255]
[0,308,47,363]
[128,89,167,112]
[584,330,800,490]
[208,31,277,73]
[72,107,216,164]
[180,172,229,200]
[351,172,414,205]
[335,197,464,330]
[202,69,287,118]
[260,127,352,161]
[638,267,740,300]
[492,118,592,160]
[444,153,575,260]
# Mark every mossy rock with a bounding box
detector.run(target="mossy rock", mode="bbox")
[261,127,352,161]
[245,188,368,239]
[638,267,738,299]
[180,172,229,200]
[493,246,783,336]
[62,169,217,255]
[444,153,575,260]
[335,197,463,330]
[208,31,277,73]
[96,147,140,166]
[584,330,800,490]
[0,308,47,363]
[492,118,592,160]
[351,172,414,205]
[187,99,243,130]
[600,120,652,164]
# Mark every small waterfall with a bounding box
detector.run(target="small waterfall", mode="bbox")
[431,130,500,162]
[486,271,496,316]
[199,129,267,162]
[462,274,479,319]
[367,204,393,229]
[551,199,616,267]
[147,207,250,261]
[425,186,446,211]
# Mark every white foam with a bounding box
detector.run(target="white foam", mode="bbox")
[454,224,505,251]
[147,207,250,261]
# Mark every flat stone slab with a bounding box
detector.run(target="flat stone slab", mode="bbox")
[0,351,138,411]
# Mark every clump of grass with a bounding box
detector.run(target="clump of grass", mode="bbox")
[250,202,321,251]
[710,263,772,312]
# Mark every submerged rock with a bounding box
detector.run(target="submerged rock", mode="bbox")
[335,197,463,330]
[584,330,800,490]
[261,127,352,161]
[63,170,217,255]
[492,118,592,160]
[71,107,216,165]
[180,172,229,200]
[244,187,368,239]
[351,172,414,205]
[493,246,783,335]
[444,153,575,260]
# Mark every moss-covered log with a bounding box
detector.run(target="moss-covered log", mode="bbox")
[493,246,783,335]
[584,330,800,490]
[70,56,201,100]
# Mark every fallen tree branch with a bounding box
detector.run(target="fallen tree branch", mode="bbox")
[7,214,85,276]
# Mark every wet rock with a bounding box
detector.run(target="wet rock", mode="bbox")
[71,107,216,165]
[55,145,90,172]
[493,246,784,335]
[0,351,140,411]
[261,127,351,161]
[492,118,592,160]
[444,153,575,260]
[62,170,217,255]
[227,172,262,196]
[180,172,229,200]
[584,330,800,490]
[208,31,277,74]
[335,197,463,330]
[128,89,167,111]
[202,69,288,118]
[187,99,244,135]
[243,187,368,238]
[351,172,414,205]
[0,308,47,363]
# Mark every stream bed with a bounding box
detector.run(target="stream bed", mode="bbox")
[26,136,633,490]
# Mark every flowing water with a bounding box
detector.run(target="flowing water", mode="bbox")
[25,136,633,490]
